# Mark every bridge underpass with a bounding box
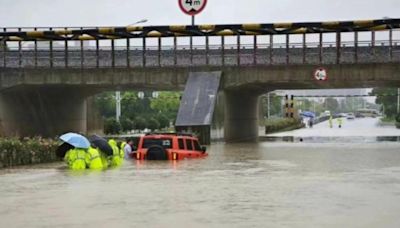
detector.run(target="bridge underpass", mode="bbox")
[1,19,400,141]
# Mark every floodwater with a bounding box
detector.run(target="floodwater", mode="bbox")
[1,118,400,228]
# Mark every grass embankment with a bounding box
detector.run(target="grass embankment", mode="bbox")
[265,118,304,134]
[0,138,60,168]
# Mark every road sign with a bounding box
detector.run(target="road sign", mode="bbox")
[314,67,328,81]
[178,0,207,16]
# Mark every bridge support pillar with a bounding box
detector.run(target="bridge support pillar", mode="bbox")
[0,87,88,137]
[224,91,260,142]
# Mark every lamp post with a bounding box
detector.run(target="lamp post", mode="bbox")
[397,88,400,114]
[267,92,271,118]
[138,91,159,100]
[116,19,148,122]
[127,19,148,26]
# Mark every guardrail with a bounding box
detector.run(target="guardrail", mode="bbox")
[1,38,399,68]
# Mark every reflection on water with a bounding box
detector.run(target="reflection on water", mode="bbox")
[1,142,400,227]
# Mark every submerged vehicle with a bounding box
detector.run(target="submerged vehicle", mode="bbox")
[133,133,208,160]
[346,113,355,120]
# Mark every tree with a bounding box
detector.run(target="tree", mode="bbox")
[371,88,398,118]
[121,92,138,120]
[150,92,181,120]
[94,92,115,118]
[156,114,170,129]
[262,93,284,118]
[104,118,121,135]
[323,98,339,113]
[134,116,146,131]
[147,118,160,131]
[120,117,134,132]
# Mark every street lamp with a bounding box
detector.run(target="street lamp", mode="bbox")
[138,91,159,99]
[127,19,148,26]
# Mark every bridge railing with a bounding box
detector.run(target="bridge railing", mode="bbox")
[1,32,400,68]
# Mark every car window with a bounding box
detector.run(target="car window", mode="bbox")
[178,139,185,150]
[142,138,173,149]
[185,139,193,150]
[193,140,202,151]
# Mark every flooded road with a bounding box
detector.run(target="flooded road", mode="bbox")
[1,118,400,228]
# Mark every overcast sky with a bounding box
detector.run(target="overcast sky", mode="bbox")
[0,0,398,27]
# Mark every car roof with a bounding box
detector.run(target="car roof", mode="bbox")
[142,133,198,140]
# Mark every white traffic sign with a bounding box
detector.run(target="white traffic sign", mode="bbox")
[314,67,328,81]
[178,0,207,16]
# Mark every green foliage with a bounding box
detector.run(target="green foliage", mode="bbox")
[264,94,284,117]
[264,118,304,134]
[0,138,59,168]
[323,98,339,112]
[134,116,146,131]
[371,88,398,118]
[156,114,170,129]
[150,92,181,116]
[396,113,400,123]
[95,91,181,132]
[104,118,121,135]
[147,118,160,131]
[120,117,134,132]
[95,92,115,118]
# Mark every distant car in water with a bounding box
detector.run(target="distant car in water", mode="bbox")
[355,109,379,118]
[347,113,355,120]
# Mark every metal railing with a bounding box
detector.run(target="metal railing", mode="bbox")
[1,37,400,68]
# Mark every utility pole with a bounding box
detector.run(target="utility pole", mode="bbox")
[116,91,121,122]
[267,92,271,118]
[397,88,400,113]
[190,15,195,64]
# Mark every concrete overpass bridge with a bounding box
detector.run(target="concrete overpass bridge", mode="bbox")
[1,18,400,141]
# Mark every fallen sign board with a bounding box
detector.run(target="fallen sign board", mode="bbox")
[175,71,221,126]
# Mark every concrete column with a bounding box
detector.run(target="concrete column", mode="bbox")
[0,87,88,137]
[224,91,260,142]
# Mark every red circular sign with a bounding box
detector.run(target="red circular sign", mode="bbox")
[178,0,208,16]
[313,67,328,81]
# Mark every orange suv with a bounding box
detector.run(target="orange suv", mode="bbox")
[133,133,208,160]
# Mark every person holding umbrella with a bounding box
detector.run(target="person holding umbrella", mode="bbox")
[88,135,114,169]
[59,133,90,170]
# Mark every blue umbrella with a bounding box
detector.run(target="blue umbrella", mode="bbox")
[59,132,90,149]
[300,111,316,118]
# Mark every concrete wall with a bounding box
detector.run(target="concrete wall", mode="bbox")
[224,91,260,142]
[0,86,88,137]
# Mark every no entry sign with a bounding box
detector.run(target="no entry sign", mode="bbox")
[178,0,207,16]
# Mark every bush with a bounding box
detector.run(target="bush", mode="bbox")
[265,118,304,134]
[0,137,59,168]
[104,118,121,135]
